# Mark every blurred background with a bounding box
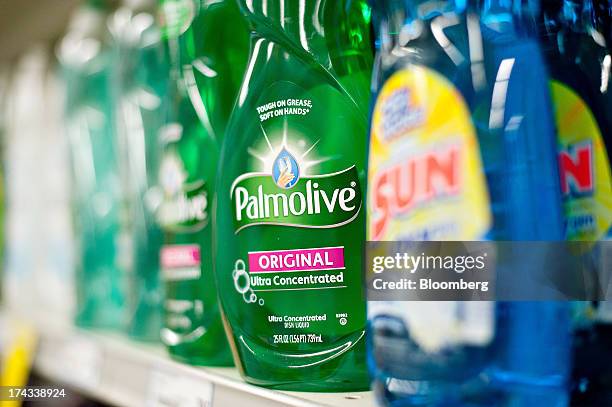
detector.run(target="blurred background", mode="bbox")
[0,0,154,406]
[0,0,80,63]
[0,0,82,317]
[0,1,107,404]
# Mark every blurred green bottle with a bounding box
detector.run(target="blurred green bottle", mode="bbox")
[214,0,373,391]
[157,0,248,365]
[110,0,170,341]
[58,0,127,329]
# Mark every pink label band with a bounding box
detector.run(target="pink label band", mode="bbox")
[248,246,345,273]
[160,244,201,268]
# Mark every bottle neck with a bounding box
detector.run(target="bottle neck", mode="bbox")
[240,0,324,43]
[481,0,515,14]
[87,0,115,11]
[592,0,611,44]
[373,0,467,45]
[547,1,600,35]
[406,0,467,19]
[479,0,542,36]
[123,0,156,14]
[480,0,540,20]
[240,0,371,71]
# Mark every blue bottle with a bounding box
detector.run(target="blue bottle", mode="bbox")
[367,0,572,405]
[538,0,612,403]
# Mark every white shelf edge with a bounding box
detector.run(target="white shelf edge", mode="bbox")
[0,310,374,407]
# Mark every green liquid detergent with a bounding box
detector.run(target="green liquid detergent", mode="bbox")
[59,0,127,329]
[214,0,373,391]
[157,0,248,365]
[110,0,169,341]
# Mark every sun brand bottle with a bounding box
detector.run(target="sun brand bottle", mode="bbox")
[58,0,127,329]
[214,0,373,391]
[109,0,169,341]
[595,0,612,313]
[368,0,571,404]
[540,0,612,242]
[538,0,612,402]
[157,0,247,365]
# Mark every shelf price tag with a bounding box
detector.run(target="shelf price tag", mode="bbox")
[146,368,214,407]
[37,335,102,392]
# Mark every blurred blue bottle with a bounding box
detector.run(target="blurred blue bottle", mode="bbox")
[479,2,572,403]
[367,0,572,405]
[538,0,612,403]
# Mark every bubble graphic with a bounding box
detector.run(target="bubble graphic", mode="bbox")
[232,259,263,305]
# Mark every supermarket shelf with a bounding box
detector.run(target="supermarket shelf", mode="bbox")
[0,310,374,407]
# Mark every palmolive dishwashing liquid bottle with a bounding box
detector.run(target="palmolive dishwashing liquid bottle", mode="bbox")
[214,0,373,391]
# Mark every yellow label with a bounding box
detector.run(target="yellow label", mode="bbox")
[0,319,37,407]
[367,66,491,241]
[552,81,612,241]
[367,67,494,351]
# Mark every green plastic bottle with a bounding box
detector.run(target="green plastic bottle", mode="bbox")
[214,0,373,391]
[59,0,127,329]
[110,0,169,341]
[157,0,248,365]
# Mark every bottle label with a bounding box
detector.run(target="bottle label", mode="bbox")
[157,148,209,233]
[157,122,211,345]
[229,91,362,297]
[367,67,494,352]
[219,79,367,359]
[369,68,491,241]
[551,81,612,241]
[161,244,204,336]
[551,81,612,322]
[161,244,201,282]
[231,165,361,232]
